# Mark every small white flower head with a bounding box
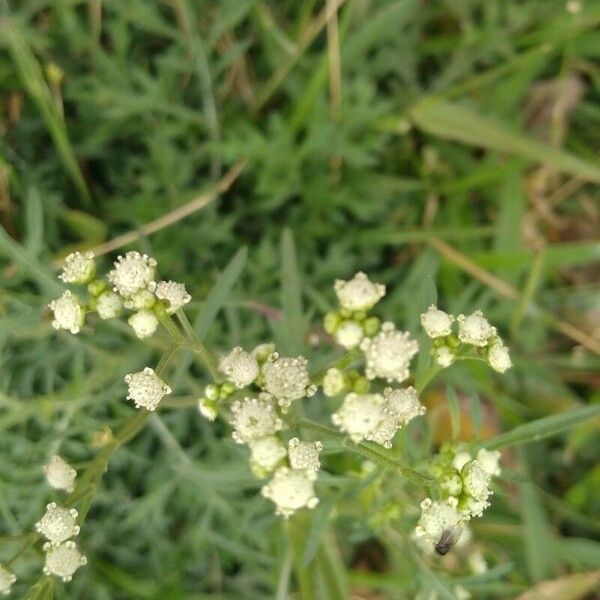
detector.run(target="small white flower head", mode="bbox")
[476,448,501,476]
[95,291,123,320]
[452,450,473,472]
[439,471,463,497]
[468,549,488,575]
[434,345,456,368]
[454,585,472,600]
[249,436,287,476]
[414,497,463,550]
[360,322,419,383]
[0,565,16,596]
[43,455,77,493]
[334,271,386,312]
[43,540,87,582]
[288,438,323,472]
[219,347,259,389]
[261,353,316,410]
[421,305,454,338]
[460,461,493,517]
[488,342,512,373]
[323,367,346,397]
[261,467,319,518]
[198,397,218,421]
[128,310,159,339]
[332,392,384,443]
[457,310,496,347]
[58,251,95,284]
[124,367,171,411]
[155,280,191,314]
[382,386,425,425]
[35,503,80,545]
[108,251,157,298]
[49,290,84,334]
[366,417,400,449]
[123,289,156,311]
[334,320,364,349]
[230,396,283,444]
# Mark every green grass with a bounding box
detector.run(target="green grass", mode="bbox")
[1,0,600,598]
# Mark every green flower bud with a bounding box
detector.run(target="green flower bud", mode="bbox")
[221,381,236,396]
[323,311,341,334]
[205,384,220,401]
[352,376,370,394]
[87,279,108,298]
[362,316,381,336]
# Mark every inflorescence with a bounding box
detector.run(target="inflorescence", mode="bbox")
[37,255,514,590]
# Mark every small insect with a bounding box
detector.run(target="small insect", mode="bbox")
[435,525,463,555]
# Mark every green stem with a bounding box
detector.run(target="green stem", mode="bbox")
[155,343,179,377]
[154,304,221,382]
[312,347,362,384]
[177,310,222,382]
[285,518,318,600]
[294,418,435,491]
[415,362,442,394]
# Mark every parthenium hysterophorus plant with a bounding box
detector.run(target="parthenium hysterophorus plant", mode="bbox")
[1,249,512,595]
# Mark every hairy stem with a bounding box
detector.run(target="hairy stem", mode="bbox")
[292,417,435,491]
[155,303,221,382]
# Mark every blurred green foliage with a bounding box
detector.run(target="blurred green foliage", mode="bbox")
[0,0,599,598]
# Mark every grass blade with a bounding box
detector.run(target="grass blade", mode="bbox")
[0,225,62,296]
[277,228,306,354]
[479,405,600,451]
[191,246,248,342]
[520,475,557,582]
[3,17,92,206]
[409,99,600,183]
[171,247,247,385]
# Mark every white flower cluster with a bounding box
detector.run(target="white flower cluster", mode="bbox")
[44,455,77,493]
[35,503,80,545]
[332,387,425,448]
[361,322,419,383]
[219,347,259,389]
[0,565,16,596]
[35,456,86,583]
[420,306,512,373]
[49,251,191,340]
[43,542,87,582]
[324,272,385,350]
[262,466,319,518]
[226,394,322,517]
[261,353,316,410]
[322,273,425,447]
[415,444,501,553]
[211,346,316,417]
[124,367,172,411]
[230,396,283,445]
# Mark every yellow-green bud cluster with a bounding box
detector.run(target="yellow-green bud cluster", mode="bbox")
[429,443,500,520]
[322,368,369,397]
[197,381,236,421]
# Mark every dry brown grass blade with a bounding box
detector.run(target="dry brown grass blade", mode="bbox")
[429,237,600,355]
[54,160,246,264]
[254,0,348,112]
[514,570,600,600]
[326,0,342,180]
